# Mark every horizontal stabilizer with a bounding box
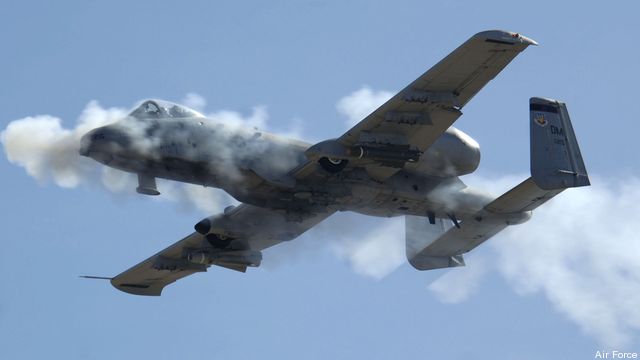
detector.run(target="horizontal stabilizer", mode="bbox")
[408,178,556,270]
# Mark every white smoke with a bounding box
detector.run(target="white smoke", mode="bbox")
[428,255,489,304]
[424,175,640,347]
[326,215,405,279]
[181,92,207,112]
[1,101,125,188]
[207,106,268,130]
[493,176,640,347]
[336,87,393,127]
[0,98,272,214]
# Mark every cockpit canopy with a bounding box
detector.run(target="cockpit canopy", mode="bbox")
[128,100,205,120]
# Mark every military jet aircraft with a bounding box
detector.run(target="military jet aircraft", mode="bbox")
[79,30,590,296]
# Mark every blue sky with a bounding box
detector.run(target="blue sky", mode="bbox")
[1,1,639,358]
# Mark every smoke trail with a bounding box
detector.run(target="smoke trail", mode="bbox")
[336,87,393,127]
[1,101,125,188]
[494,176,640,347]
[425,174,640,347]
[0,99,273,214]
[428,255,489,304]
[181,93,207,112]
[323,214,405,279]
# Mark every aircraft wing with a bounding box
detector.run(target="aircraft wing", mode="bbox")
[109,204,334,296]
[298,30,536,181]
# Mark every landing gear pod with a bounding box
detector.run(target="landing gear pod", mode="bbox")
[136,174,160,195]
[187,249,262,267]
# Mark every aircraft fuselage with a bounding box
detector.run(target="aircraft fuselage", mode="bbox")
[80,114,493,220]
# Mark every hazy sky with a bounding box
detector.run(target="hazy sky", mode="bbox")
[1,1,639,359]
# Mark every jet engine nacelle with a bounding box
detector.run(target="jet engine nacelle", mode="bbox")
[305,127,479,177]
[406,127,480,177]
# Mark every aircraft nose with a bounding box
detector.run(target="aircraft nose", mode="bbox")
[79,126,131,158]
[79,129,96,156]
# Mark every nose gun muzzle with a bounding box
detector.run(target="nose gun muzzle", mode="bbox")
[79,126,131,163]
[79,129,97,156]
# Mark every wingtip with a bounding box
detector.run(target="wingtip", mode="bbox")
[111,278,163,296]
[474,30,538,46]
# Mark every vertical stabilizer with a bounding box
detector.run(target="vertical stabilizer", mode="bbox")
[530,97,590,190]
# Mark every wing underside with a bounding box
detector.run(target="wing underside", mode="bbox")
[339,31,537,149]
[110,204,334,296]
[298,30,536,181]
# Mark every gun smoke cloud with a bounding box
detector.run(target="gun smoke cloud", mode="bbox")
[2,88,639,347]
[336,87,393,127]
[0,96,274,214]
[1,101,125,189]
